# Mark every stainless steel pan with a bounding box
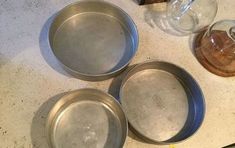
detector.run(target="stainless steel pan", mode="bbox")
[46,88,128,148]
[49,1,138,81]
[120,61,205,144]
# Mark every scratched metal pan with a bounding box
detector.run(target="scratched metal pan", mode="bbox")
[120,61,205,144]
[49,1,138,81]
[46,89,128,148]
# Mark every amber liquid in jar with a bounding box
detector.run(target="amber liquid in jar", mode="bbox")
[195,30,235,76]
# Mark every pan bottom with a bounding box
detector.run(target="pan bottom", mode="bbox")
[52,12,134,75]
[52,101,123,148]
[121,69,189,142]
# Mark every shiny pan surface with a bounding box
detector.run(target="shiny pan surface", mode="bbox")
[120,61,205,144]
[49,1,138,81]
[46,89,127,148]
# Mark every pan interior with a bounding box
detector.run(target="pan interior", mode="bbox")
[52,12,134,75]
[52,100,123,148]
[121,69,189,142]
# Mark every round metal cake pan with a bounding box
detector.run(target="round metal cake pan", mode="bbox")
[46,88,128,148]
[49,1,139,81]
[120,61,205,144]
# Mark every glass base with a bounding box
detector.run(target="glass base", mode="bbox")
[168,13,196,35]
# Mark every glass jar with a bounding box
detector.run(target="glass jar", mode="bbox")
[195,20,235,77]
[167,0,218,35]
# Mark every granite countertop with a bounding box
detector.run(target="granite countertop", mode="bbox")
[0,0,235,147]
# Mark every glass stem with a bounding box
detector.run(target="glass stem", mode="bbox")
[173,0,195,19]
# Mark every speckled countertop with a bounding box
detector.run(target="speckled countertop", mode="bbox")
[0,0,235,148]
